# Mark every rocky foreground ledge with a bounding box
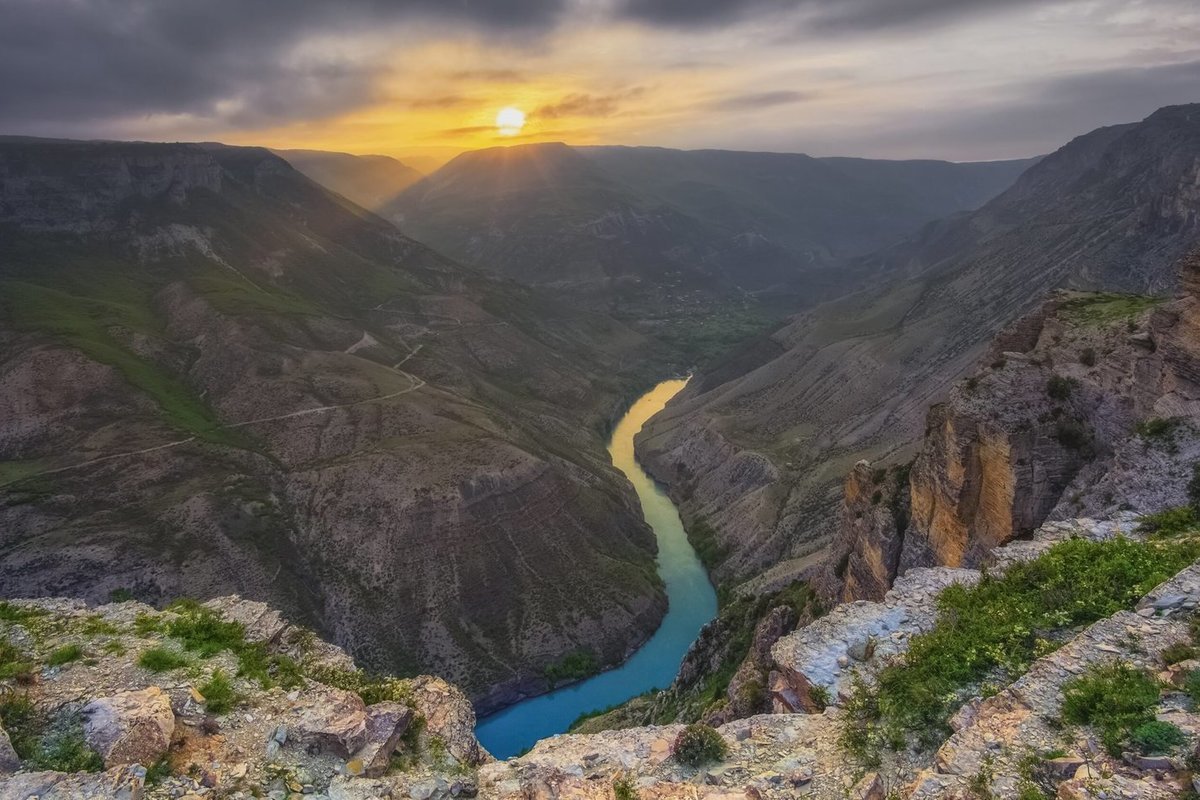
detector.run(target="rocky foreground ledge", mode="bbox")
[4,515,1200,799]
[0,596,488,799]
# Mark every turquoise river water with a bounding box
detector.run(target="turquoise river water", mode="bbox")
[475,378,719,759]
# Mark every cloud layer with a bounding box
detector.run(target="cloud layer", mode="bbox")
[0,0,1197,160]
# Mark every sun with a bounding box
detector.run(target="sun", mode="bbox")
[496,107,526,137]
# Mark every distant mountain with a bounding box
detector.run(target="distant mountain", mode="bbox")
[0,137,673,710]
[636,104,1200,586]
[273,148,422,209]
[384,142,1036,306]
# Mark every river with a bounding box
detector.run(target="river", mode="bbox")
[475,378,719,759]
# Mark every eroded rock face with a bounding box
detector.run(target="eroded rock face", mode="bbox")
[830,248,1200,600]
[82,687,174,768]
[821,461,910,603]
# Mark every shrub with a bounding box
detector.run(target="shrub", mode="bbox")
[1079,348,1097,367]
[1135,417,1181,446]
[613,774,639,800]
[672,723,728,767]
[808,684,831,711]
[544,650,598,685]
[1130,720,1185,754]
[1055,420,1090,451]
[137,647,189,672]
[0,636,34,682]
[1137,506,1198,537]
[28,713,104,773]
[735,678,765,711]
[199,669,237,714]
[1185,669,1200,704]
[133,613,163,635]
[108,588,134,603]
[1160,642,1196,665]
[1046,376,1077,401]
[0,691,37,756]
[1061,663,1160,754]
[46,644,83,667]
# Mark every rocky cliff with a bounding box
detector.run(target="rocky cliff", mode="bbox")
[0,138,671,712]
[825,247,1200,601]
[637,104,1200,596]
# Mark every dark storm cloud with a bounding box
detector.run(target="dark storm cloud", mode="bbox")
[616,0,1043,31]
[714,90,812,110]
[0,0,565,133]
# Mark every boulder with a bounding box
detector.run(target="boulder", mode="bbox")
[0,722,20,773]
[82,687,174,767]
[849,772,885,800]
[290,685,368,757]
[352,702,414,777]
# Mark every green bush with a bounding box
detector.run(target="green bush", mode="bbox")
[1185,669,1200,704]
[137,647,189,672]
[1137,506,1199,537]
[199,669,237,714]
[808,684,831,711]
[46,644,83,667]
[612,774,639,800]
[1055,420,1090,451]
[1160,642,1197,665]
[1079,348,1097,367]
[1130,720,1185,755]
[544,650,598,685]
[1046,376,1077,401]
[5,703,104,773]
[672,723,728,767]
[1062,663,1160,754]
[0,691,37,757]
[0,636,34,682]
[1135,417,1181,442]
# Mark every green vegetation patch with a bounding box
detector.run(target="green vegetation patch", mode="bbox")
[1062,663,1161,754]
[672,723,728,767]
[841,536,1199,759]
[199,668,238,714]
[1,280,244,447]
[46,644,83,667]
[138,646,190,672]
[0,636,35,681]
[545,649,599,685]
[0,694,103,773]
[1059,293,1163,326]
[687,517,730,574]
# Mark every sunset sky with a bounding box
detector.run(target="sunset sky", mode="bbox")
[2,0,1198,166]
